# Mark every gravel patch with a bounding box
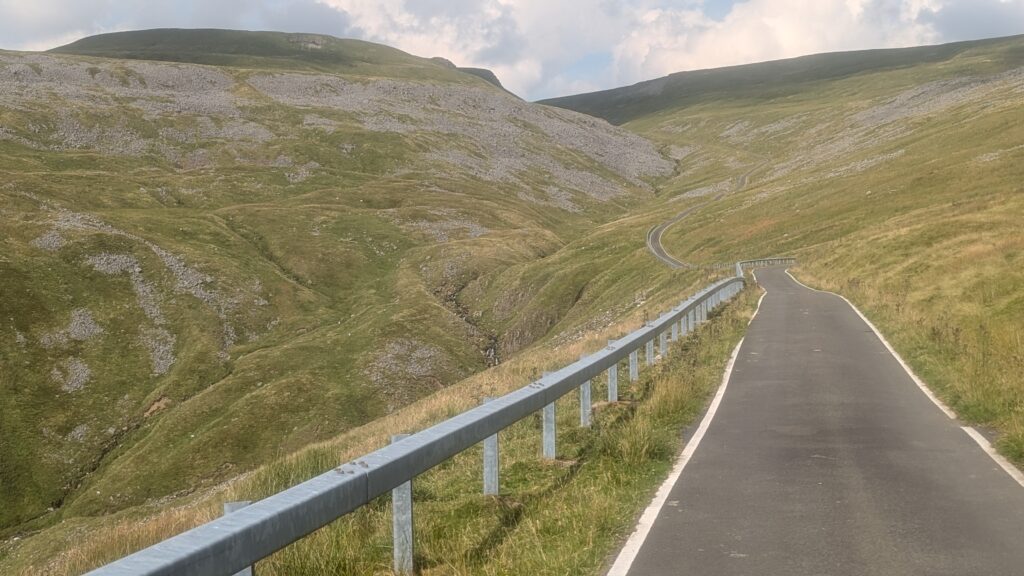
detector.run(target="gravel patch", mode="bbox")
[30,230,66,251]
[52,356,91,392]
[65,424,89,442]
[141,327,176,376]
[86,253,165,324]
[40,308,103,349]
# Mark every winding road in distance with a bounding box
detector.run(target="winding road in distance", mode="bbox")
[612,267,1024,575]
[646,162,765,269]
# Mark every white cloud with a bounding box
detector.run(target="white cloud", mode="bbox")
[321,0,1020,99]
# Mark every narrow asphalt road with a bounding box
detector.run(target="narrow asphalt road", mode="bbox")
[623,267,1024,575]
[646,162,765,269]
[646,205,701,269]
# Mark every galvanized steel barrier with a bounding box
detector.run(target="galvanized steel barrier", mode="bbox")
[87,259,793,576]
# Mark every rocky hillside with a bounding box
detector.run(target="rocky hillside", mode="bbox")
[0,30,673,533]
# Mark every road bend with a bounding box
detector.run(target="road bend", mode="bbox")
[622,266,1024,575]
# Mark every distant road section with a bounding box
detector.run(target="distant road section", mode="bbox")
[619,267,1024,575]
[647,162,763,269]
[645,206,700,269]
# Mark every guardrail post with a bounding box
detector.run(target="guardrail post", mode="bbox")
[391,434,413,575]
[672,320,679,341]
[482,398,499,495]
[607,341,619,402]
[645,338,655,366]
[629,350,638,381]
[659,331,668,357]
[222,502,254,576]
[543,401,556,459]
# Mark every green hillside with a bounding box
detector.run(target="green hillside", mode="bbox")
[50,28,471,81]
[541,35,1024,124]
[549,35,1024,462]
[0,28,683,540]
[4,29,1023,576]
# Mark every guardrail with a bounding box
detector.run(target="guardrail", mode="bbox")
[87,259,793,576]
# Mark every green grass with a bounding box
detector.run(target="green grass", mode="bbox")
[6,28,1023,575]
[49,29,477,84]
[0,28,684,556]
[1,278,758,576]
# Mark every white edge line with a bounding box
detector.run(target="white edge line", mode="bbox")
[962,426,1024,488]
[784,269,1024,486]
[606,283,767,576]
[783,268,957,420]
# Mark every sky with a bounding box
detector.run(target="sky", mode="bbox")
[1,0,1022,100]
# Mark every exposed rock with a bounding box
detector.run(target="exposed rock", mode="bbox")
[140,327,176,376]
[66,424,89,442]
[39,309,103,349]
[30,230,66,251]
[247,72,672,199]
[52,357,91,392]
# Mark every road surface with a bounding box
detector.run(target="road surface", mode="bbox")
[618,267,1024,575]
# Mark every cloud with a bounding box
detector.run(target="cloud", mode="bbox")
[1,0,1021,99]
[323,0,1023,99]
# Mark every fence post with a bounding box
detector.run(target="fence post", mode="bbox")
[223,502,254,576]
[391,434,413,575]
[629,350,639,381]
[482,398,499,495]
[607,341,619,402]
[543,401,556,459]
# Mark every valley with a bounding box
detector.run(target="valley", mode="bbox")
[1,28,1022,575]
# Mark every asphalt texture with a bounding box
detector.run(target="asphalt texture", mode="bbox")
[625,267,1024,575]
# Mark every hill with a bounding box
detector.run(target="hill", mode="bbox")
[541,35,1024,125]
[4,29,1023,576]
[0,28,679,537]
[548,35,1024,464]
[49,28,473,81]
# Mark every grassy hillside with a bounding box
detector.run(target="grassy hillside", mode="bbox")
[49,28,470,82]
[550,35,1024,462]
[0,28,679,538]
[541,35,1024,125]
[6,29,1023,576]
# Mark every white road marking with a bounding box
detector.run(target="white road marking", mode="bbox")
[962,426,1024,488]
[606,284,767,576]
